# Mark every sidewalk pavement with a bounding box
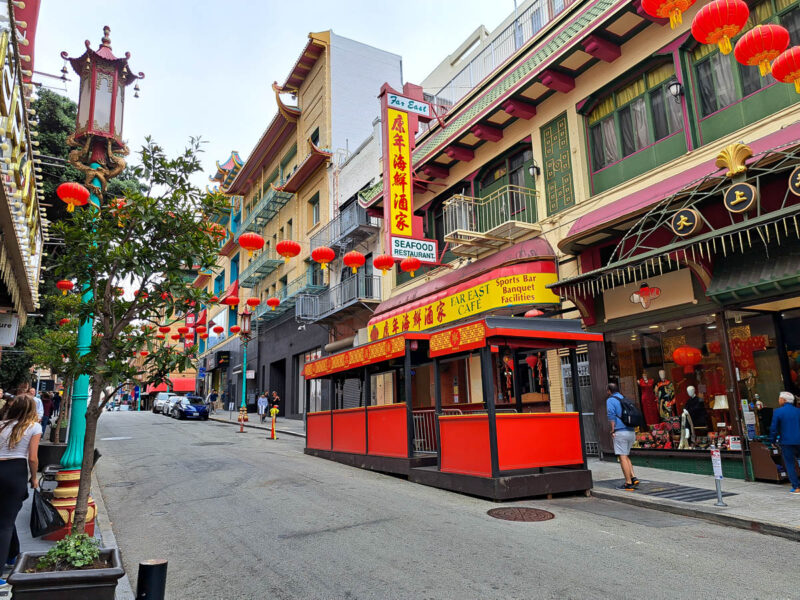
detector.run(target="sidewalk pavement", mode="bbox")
[588,457,800,542]
[208,412,306,437]
[0,472,133,599]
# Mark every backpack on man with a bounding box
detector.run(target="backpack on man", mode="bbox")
[615,393,645,428]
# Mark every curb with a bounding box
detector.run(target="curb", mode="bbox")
[208,415,306,438]
[92,471,135,600]
[591,487,800,543]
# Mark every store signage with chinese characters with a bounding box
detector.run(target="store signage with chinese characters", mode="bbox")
[304,336,406,379]
[723,182,758,214]
[670,208,700,237]
[368,271,559,340]
[603,269,696,321]
[429,322,486,357]
[387,93,431,118]
[387,108,413,237]
[391,236,437,262]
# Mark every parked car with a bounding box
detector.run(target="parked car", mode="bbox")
[152,393,171,414]
[171,395,209,420]
[164,395,183,416]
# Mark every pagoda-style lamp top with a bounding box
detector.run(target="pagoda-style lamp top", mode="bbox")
[61,26,144,150]
[240,310,252,336]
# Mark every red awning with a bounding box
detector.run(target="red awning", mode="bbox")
[219,280,239,304]
[196,309,207,326]
[170,378,197,393]
[145,382,167,393]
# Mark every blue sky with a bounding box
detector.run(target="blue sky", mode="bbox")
[34,1,511,185]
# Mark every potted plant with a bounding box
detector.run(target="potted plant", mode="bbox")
[7,533,124,599]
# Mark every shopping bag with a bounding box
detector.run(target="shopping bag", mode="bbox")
[29,489,66,538]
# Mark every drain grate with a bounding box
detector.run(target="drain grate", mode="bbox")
[104,481,135,488]
[596,479,736,503]
[487,507,555,522]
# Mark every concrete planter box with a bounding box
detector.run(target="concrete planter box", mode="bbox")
[7,548,124,599]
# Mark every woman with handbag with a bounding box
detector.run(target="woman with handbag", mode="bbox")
[0,395,40,586]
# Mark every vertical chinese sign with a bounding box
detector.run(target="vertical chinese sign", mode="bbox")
[387,108,412,237]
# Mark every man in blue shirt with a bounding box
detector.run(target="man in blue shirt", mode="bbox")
[607,383,639,491]
[770,391,800,494]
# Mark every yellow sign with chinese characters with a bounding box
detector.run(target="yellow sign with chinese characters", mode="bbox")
[387,108,412,236]
[368,271,560,341]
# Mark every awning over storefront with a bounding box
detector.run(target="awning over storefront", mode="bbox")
[145,377,197,394]
[219,280,239,305]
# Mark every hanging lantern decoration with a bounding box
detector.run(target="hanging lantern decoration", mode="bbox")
[673,345,703,374]
[210,295,219,303]
[213,325,224,335]
[246,297,260,309]
[734,24,790,76]
[158,325,170,334]
[691,0,749,55]
[237,232,265,257]
[771,46,800,93]
[222,294,239,307]
[525,355,539,370]
[267,296,280,311]
[276,239,301,261]
[156,334,165,340]
[311,246,335,270]
[343,250,366,274]
[195,325,207,334]
[58,318,70,327]
[171,334,181,341]
[400,256,421,278]
[200,333,209,340]
[524,309,544,318]
[177,326,189,335]
[140,350,149,357]
[230,325,241,335]
[641,0,697,29]
[373,254,395,275]
[56,280,74,296]
[56,182,90,213]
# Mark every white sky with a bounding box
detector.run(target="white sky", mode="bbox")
[33,1,511,186]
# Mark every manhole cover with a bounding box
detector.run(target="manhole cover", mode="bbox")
[487,507,554,522]
[104,481,135,488]
[191,442,233,446]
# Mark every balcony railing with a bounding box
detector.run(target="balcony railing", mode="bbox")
[240,186,293,234]
[443,185,540,256]
[310,202,381,251]
[296,274,381,322]
[422,0,580,123]
[254,272,326,323]
[239,248,283,288]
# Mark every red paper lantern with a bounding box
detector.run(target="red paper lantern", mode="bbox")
[267,297,280,311]
[222,295,239,307]
[343,250,366,274]
[56,182,90,213]
[311,246,335,270]
[735,24,790,76]
[373,254,394,275]
[230,325,241,335]
[200,333,209,340]
[56,280,74,296]
[673,345,702,374]
[210,295,219,303]
[171,334,181,341]
[771,46,800,93]
[691,0,749,55]
[400,256,421,278]
[158,325,170,334]
[140,350,149,357]
[156,334,165,340]
[525,355,539,369]
[58,318,70,327]
[246,297,260,309]
[276,239,301,261]
[238,232,265,257]
[195,325,207,334]
[641,0,697,29]
[213,325,224,335]
[177,326,189,335]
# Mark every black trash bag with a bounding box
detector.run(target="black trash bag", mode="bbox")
[30,488,66,538]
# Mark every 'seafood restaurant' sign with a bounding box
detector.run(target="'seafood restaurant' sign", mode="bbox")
[368,271,560,341]
[391,236,437,262]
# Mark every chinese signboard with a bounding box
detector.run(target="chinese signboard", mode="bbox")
[368,271,559,340]
[541,113,575,216]
[429,322,486,358]
[387,108,412,237]
[391,236,437,262]
[387,93,431,118]
[304,336,406,379]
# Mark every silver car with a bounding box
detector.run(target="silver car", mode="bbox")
[164,395,183,417]
[152,392,171,414]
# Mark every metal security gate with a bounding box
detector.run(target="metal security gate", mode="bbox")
[561,349,601,457]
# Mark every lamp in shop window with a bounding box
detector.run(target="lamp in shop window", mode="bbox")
[734,24,790,76]
[641,0,697,29]
[771,46,800,93]
[691,0,749,56]
[673,345,702,374]
[712,395,729,410]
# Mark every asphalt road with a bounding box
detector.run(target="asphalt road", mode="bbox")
[96,412,796,600]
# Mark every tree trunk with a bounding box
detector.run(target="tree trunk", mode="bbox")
[71,386,101,534]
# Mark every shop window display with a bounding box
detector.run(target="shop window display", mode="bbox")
[605,315,735,451]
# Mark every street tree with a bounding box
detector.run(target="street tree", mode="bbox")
[50,136,227,533]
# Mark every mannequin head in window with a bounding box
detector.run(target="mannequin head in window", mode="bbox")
[658,369,667,381]
[687,385,696,399]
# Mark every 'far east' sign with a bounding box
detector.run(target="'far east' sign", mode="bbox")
[387,93,431,118]
[391,236,438,263]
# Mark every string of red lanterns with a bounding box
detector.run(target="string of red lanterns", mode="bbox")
[641,0,696,29]
[734,23,789,77]
[691,0,749,55]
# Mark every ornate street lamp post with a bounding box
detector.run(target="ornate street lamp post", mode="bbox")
[49,27,143,539]
[236,310,253,433]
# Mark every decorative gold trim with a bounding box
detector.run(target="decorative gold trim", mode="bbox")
[715,142,753,178]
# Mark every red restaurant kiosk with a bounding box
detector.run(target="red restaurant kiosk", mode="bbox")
[304,316,602,500]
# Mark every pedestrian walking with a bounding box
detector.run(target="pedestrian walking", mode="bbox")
[770,391,800,494]
[271,391,280,418]
[20,385,43,423]
[257,393,268,423]
[606,382,640,491]
[40,393,53,439]
[207,389,218,415]
[0,395,41,585]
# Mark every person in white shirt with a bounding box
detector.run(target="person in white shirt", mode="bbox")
[0,395,41,583]
[257,393,268,423]
[25,386,43,422]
